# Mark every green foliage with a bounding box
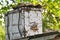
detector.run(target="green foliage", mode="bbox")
[0,25,5,40]
[42,0,60,31]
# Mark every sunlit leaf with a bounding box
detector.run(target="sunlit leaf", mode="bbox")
[57,10,60,17]
[0,21,2,25]
[16,0,20,3]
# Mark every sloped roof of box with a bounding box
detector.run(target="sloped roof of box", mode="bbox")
[12,3,42,9]
[5,3,42,16]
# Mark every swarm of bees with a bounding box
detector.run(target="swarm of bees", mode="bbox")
[30,22,38,32]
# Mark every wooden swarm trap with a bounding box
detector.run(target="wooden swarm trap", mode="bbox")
[5,4,60,40]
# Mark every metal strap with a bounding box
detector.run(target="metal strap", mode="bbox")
[18,9,22,37]
[7,15,10,40]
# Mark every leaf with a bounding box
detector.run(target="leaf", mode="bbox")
[0,21,2,25]
[57,10,60,17]
[16,0,20,3]
[23,0,31,2]
[0,25,5,40]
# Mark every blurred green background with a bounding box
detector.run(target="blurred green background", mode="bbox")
[0,0,60,40]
